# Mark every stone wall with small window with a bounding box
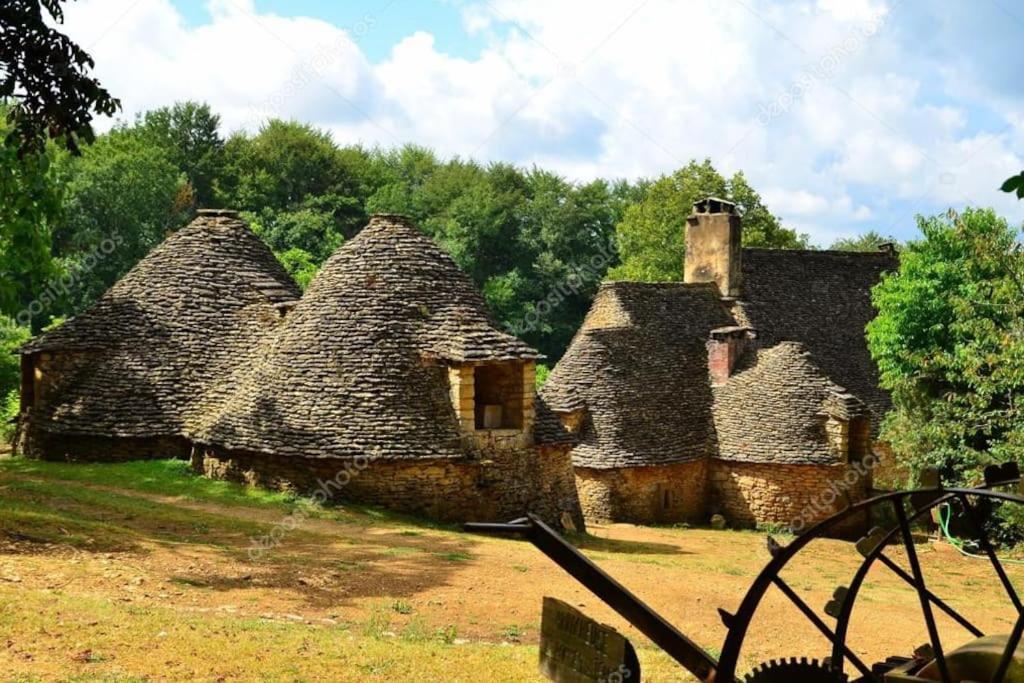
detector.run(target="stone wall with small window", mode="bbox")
[573,460,709,525]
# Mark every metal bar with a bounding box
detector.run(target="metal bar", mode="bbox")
[955,493,1023,614]
[993,612,1024,682]
[894,500,951,683]
[875,553,983,637]
[478,515,721,682]
[771,576,872,678]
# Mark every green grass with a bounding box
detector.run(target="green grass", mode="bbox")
[0,458,303,510]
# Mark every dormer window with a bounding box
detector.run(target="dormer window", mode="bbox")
[473,363,525,430]
[447,360,535,445]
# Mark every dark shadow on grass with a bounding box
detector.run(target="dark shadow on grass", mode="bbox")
[571,534,691,556]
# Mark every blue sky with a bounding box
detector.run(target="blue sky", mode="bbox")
[62,0,1024,245]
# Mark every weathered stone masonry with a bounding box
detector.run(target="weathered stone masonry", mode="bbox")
[543,197,896,533]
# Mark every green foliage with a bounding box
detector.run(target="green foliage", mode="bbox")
[0,121,62,325]
[1001,172,1024,200]
[218,120,372,237]
[609,159,806,282]
[829,231,899,252]
[867,208,1024,485]
[0,1,120,155]
[136,102,224,207]
[0,318,29,442]
[51,129,191,317]
[535,364,551,389]
[275,247,320,291]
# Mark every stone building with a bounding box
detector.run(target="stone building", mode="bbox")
[16,209,302,461]
[542,198,896,533]
[15,212,582,528]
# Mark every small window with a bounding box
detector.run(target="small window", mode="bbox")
[20,354,35,411]
[474,362,525,430]
[662,489,672,510]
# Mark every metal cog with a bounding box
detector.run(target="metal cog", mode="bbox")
[743,657,848,683]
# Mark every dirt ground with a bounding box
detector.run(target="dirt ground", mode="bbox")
[1,460,1022,681]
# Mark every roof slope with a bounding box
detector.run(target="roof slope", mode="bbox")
[736,248,896,420]
[194,214,550,459]
[25,210,301,438]
[543,282,732,468]
[713,342,868,465]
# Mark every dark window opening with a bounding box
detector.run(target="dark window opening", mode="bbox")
[849,417,871,464]
[473,362,524,430]
[20,354,35,412]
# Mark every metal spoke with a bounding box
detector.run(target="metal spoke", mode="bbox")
[771,576,873,678]
[875,552,983,637]
[993,612,1024,682]
[956,493,1023,614]
[894,500,951,683]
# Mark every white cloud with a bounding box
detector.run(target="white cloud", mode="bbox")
[60,0,1024,244]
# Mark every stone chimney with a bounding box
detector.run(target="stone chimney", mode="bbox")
[707,325,755,386]
[685,197,742,298]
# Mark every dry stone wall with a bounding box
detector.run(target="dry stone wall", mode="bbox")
[710,460,869,536]
[195,442,584,530]
[574,460,709,525]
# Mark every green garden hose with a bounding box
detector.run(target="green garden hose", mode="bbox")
[937,503,1024,565]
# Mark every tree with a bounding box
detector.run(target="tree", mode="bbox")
[51,130,190,318]
[218,121,372,254]
[1,0,119,155]
[137,102,224,208]
[0,317,29,441]
[830,231,899,252]
[609,159,806,282]
[0,103,61,326]
[275,247,320,291]
[867,208,1024,485]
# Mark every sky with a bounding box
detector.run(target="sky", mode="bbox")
[59,0,1024,246]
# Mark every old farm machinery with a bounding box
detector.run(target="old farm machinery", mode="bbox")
[467,464,1024,682]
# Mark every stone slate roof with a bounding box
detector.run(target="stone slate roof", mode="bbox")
[23,210,301,438]
[193,214,561,459]
[734,248,896,421]
[713,342,868,465]
[542,282,732,468]
[544,249,895,469]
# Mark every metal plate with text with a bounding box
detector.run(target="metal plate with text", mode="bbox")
[539,596,640,683]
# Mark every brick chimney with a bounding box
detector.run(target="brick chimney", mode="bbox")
[685,197,742,298]
[707,326,755,386]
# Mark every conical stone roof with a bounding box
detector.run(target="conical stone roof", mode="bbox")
[24,210,301,438]
[194,214,543,460]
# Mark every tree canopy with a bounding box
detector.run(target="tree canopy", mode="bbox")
[829,230,899,252]
[867,208,1024,485]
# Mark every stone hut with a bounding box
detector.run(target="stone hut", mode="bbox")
[191,214,581,526]
[15,209,301,460]
[16,211,582,527]
[543,198,896,533]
